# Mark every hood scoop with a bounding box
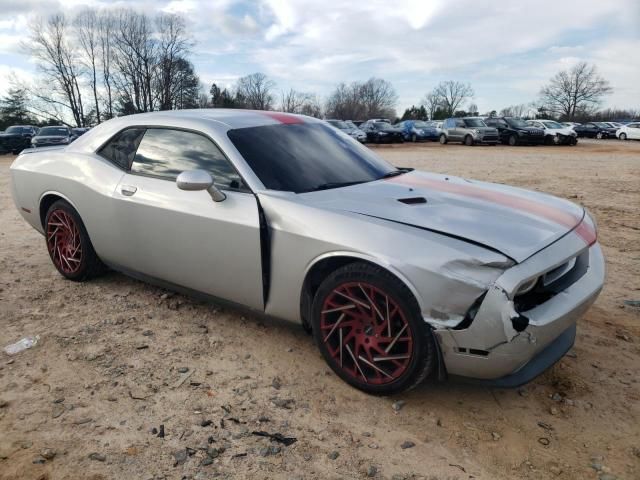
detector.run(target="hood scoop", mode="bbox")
[398,197,427,205]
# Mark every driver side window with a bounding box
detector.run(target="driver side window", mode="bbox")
[130,128,248,192]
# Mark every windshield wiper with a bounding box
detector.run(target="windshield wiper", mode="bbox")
[311,180,368,191]
[379,168,413,180]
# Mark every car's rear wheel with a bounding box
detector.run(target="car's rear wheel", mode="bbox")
[439,134,447,145]
[464,135,474,146]
[311,262,436,395]
[508,134,518,146]
[45,200,105,281]
[620,133,627,141]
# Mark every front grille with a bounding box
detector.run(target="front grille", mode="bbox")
[514,251,589,312]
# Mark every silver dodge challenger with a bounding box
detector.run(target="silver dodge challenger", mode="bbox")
[9,110,605,394]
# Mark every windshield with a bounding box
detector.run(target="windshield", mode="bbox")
[594,122,610,128]
[38,127,68,136]
[412,121,430,128]
[327,120,348,129]
[228,123,396,193]
[373,122,393,130]
[541,121,564,129]
[506,118,529,128]
[5,126,24,134]
[463,118,486,127]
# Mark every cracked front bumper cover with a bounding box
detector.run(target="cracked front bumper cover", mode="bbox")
[451,323,576,388]
[433,235,604,382]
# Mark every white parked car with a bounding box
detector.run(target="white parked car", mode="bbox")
[616,122,640,140]
[526,120,578,145]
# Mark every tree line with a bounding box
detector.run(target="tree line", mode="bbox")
[0,7,634,130]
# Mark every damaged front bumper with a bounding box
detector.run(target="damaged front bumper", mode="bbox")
[433,233,605,385]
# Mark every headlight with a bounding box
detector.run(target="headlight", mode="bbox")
[472,129,481,135]
[516,277,538,295]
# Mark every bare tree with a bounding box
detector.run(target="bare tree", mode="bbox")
[97,11,115,119]
[26,14,86,126]
[75,9,101,124]
[540,62,612,119]
[421,92,442,119]
[499,103,528,117]
[325,78,397,120]
[156,13,191,110]
[235,73,275,110]
[112,10,157,113]
[359,78,398,119]
[432,81,474,117]
[280,88,322,116]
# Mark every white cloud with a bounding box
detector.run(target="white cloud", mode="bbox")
[0,0,637,112]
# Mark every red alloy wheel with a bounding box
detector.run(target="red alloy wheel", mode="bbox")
[46,209,83,275]
[319,282,414,385]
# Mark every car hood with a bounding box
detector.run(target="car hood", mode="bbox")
[33,135,69,141]
[301,170,584,263]
[378,127,403,133]
[0,133,21,140]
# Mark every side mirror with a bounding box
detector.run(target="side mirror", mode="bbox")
[176,169,226,202]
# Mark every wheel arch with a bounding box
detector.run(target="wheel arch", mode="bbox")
[39,191,80,230]
[299,251,425,333]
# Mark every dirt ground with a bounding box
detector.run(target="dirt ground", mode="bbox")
[0,139,639,480]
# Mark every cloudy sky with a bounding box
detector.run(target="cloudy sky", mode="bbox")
[1,0,638,114]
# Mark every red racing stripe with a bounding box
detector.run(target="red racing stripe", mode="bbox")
[259,111,304,125]
[387,175,595,245]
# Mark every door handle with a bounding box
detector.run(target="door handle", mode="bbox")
[121,185,137,196]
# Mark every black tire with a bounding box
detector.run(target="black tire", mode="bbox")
[596,132,603,139]
[439,134,447,145]
[464,135,474,146]
[44,200,105,281]
[508,134,518,146]
[311,262,436,395]
[411,133,417,142]
[620,133,627,141]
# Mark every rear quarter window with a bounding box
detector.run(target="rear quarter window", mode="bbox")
[98,128,146,170]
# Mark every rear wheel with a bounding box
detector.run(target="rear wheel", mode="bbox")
[311,262,436,395]
[45,200,105,281]
[464,135,474,146]
[439,134,447,145]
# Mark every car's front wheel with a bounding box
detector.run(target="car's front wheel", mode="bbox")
[464,135,474,146]
[45,200,105,281]
[508,134,518,146]
[311,262,436,395]
[620,133,627,141]
[596,132,604,139]
[439,134,447,145]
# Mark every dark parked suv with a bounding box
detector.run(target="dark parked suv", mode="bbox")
[440,117,499,145]
[483,117,545,146]
[0,125,39,154]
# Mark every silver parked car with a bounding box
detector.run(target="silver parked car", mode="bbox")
[10,110,604,394]
[440,117,499,145]
[326,119,366,142]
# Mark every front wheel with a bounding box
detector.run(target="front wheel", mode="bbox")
[620,133,627,141]
[311,262,436,395]
[464,135,474,146]
[45,200,105,281]
[596,132,603,139]
[439,134,447,145]
[411,134,417,142]
[508,134,518,146]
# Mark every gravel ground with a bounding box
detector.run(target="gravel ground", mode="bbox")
[0,139,639,480]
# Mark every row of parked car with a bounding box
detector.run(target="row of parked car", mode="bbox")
[326,117,640,146]
[0,125,89,154]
